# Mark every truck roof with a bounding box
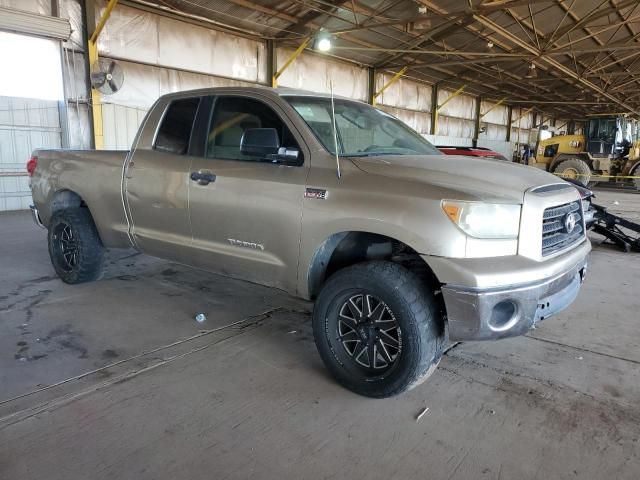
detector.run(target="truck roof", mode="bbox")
[156,86,361,103]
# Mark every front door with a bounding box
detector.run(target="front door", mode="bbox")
[188,94,308,292]
[125,96,202,263]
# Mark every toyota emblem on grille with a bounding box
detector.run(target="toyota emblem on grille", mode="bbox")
[564,212,580,233]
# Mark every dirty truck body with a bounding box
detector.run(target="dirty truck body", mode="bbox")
[30,87,590,398]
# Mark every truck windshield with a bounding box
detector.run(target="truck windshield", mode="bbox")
[285,96,442,157]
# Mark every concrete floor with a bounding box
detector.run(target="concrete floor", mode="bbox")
[1,189,639,479]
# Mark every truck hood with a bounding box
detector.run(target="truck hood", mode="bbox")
[351,154,563,203]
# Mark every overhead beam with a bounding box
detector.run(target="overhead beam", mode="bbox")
[473,14,639,114]
[272,37,311,87]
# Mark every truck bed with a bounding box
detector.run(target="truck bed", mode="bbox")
[30,149,132,248]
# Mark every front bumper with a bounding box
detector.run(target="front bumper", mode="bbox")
[439,253,588,341]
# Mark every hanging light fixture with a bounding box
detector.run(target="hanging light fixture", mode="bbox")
[314,32,332,52]
[525,63,537,78]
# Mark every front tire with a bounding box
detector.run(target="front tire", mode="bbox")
[553,158,593,187]
[48,208,105,284]
[312,261,445,398]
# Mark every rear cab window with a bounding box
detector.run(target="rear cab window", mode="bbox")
[154,97,201,155]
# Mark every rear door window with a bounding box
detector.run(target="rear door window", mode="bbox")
[154,97,201,155]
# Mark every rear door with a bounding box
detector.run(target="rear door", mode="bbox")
[187,94,309,292]
[124,96,203,263]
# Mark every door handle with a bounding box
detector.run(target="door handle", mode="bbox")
[190,171,216,185]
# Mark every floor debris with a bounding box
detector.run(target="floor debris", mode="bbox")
[416,407,429,422]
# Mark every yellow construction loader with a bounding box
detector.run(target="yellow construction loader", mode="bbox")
[532,116,640,188]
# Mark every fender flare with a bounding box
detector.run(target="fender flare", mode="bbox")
[307,232,349,299]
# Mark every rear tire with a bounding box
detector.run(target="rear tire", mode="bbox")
[553,158,593,187]
[632,165,640,191]
[312,261,445,398]
[48,208,105,284]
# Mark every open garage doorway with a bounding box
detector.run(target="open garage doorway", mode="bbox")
[0,31,64,211]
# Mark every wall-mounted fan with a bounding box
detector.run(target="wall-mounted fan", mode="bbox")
[90,59,124,95]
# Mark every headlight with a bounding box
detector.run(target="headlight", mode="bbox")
[442,201,521,239]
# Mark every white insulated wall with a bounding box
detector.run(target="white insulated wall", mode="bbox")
[55,2,536,161]
[0,96,62,211]
[92,2,266,149]
[375,74,432,136]
[477,99,511,159]
[276,49,368,101]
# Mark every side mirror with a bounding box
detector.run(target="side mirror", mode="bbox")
[240,128,280,156]
[240,128,301,165]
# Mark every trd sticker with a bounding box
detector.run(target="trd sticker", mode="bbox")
[304,188,328,200]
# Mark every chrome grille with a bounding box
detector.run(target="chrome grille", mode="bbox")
[541,201,584,256]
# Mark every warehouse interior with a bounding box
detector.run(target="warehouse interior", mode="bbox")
[1,0,640,478]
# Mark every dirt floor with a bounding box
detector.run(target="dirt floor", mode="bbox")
[1,189,639,480]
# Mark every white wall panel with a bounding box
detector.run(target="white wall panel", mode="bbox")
[0,0,50,15]
[102,103,146,150]
[60,0,83,48]
[375,74,432,112]
[98,5,160,65]
[0,96,61,211]
[65,103,91,148]
[477,139,513,160]
[97,3,266,83]
[276,49,367,101]
[512,108,534,129]
[511,128,535,145]
[62,50,88,101]
[437,89,476,120]
[436,115,475,138]
[378,105,431,136]
[480,99,508,125]
[482,123,508,142]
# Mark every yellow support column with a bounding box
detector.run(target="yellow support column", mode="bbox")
[434,84,466,134]
[480,97,507,119]
[272,38,311,88]
[372,67,407,107]
[87,0,119,149]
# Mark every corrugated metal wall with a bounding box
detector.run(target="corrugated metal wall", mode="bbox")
[0,96,62,211]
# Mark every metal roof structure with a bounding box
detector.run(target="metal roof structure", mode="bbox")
[124,0,640,118]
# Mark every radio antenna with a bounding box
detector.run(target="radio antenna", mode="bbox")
[330,80,341,179]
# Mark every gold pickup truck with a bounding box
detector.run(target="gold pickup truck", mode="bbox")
[29,87,590,398]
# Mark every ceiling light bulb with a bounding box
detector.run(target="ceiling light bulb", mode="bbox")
[317,37,332,52]
[487,41,494,49]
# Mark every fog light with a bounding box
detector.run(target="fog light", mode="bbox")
[488,300,519,331]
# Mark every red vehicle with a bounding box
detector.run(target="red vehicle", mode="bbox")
[437,145,509,161]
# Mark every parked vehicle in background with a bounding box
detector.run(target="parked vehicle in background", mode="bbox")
[437,145,509,161]
[29,87,590,398]
[533,116,640,188]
